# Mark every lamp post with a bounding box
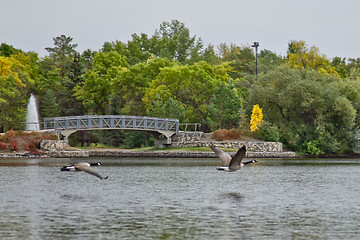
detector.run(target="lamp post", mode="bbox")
[252,42,259,78]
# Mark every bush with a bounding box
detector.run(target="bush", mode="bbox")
[10,139,17,151]
[0,130,58,152]
[258,121,280,142]
[25,139,39,152]
[0,142,8,150]
[302,140,324,156]
[3,130,17,142]
[350,129,360,154]
[212,129,245,141]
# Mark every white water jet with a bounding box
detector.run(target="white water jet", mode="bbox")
[26,94,40,131]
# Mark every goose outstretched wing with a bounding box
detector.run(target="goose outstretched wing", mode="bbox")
[74,162,105,179]
[229,146,246,171]
[210,145,232,166]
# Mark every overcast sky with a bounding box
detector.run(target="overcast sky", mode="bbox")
[2,0,360,59]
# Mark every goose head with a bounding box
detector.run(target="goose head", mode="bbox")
[90,162,102,166]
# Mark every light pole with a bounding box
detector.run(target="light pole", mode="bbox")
[252,42,259,78]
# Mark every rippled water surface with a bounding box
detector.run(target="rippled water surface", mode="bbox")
[1,157,360,239]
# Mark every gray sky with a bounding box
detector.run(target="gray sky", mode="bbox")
[2,0,360,59]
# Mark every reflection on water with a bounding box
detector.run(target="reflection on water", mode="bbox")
[1,157,360,239]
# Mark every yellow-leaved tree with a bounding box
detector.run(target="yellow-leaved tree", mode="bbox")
[287,40,340,77]
[250,104,263,132]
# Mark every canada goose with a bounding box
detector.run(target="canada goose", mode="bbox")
[61,162,108,179]
[210,145,257,172]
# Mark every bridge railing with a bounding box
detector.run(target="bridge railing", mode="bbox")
[179,123,201,132]
[43,115,179,133]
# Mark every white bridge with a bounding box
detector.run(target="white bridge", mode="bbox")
[42,115,199,147]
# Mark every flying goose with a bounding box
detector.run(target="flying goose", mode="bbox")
[61,162,108,179]
[210,145,257,172]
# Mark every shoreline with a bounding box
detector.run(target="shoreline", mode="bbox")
[1,148,296,159]
[2,149,359,159]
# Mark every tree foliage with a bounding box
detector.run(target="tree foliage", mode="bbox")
[101,20,217,65]
[153,20,202,63]
[144,61,230,123]
[45,35,78,78]
[287,40,339,77]
[74,51,128,114]
[0,52,37,131]
[146,96,186,121]
[206,82,244,131]
[249,65,358,154]
[250,104,263,132]
[4,22,360,154]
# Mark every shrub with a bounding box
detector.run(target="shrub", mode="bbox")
[4,130,16,142]
[302,140,324,156]
[212,129,245,141]
[350,129,360,154]
[258,121,280,142]
[0,142,8,150]
[10,139,17,151]
[0,130,58,152]
[213,129,227,141]
[25,139,38,152]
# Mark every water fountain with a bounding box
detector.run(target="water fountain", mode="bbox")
[26,94,40,131]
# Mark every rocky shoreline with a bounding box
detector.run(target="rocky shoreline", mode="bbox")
[0,149,296,159]
[0,139,297,159]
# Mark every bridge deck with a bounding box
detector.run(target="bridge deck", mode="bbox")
[43,115,180,133]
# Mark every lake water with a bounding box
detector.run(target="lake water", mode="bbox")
[0,157,360,239]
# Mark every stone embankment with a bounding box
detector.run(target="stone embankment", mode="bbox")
[0,135,296,158]
[37,139,295,158]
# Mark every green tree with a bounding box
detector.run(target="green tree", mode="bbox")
[114,57,175,115]
[100,20,218,66]
[150,20,214,64]
[152,20,197,63]
[74,51,128,114]
[127,33,152,65]
[36,56,64,117]
[249,65,357,154]
[206,82,243,130]
[102,40,128,55]
[146,95,186,121]
[0,43,20,57]
[258,49,285,74]
[63,52,85,115]
[45,35,78,78]
[331,57,348,79]
[144,61,231,124]
[0,52,37,131]
[40,89,61,117]
[218,43,255,79]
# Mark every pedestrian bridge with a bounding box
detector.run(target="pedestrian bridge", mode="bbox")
[42,115,196,147]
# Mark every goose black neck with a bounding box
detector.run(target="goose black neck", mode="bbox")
[61,166,70,171]
[90,162,101,166]
[243,160,256,165]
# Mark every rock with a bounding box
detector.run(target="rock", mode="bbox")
[39,140,69,152]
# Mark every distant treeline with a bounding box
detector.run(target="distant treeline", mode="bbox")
[1,19,360,154]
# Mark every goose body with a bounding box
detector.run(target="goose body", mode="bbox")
[210,145,257,172]
[61,162,107,179]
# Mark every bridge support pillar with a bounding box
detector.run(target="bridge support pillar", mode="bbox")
[58,130,77,142]
[154,138,172,149]
[153,130,176,148]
